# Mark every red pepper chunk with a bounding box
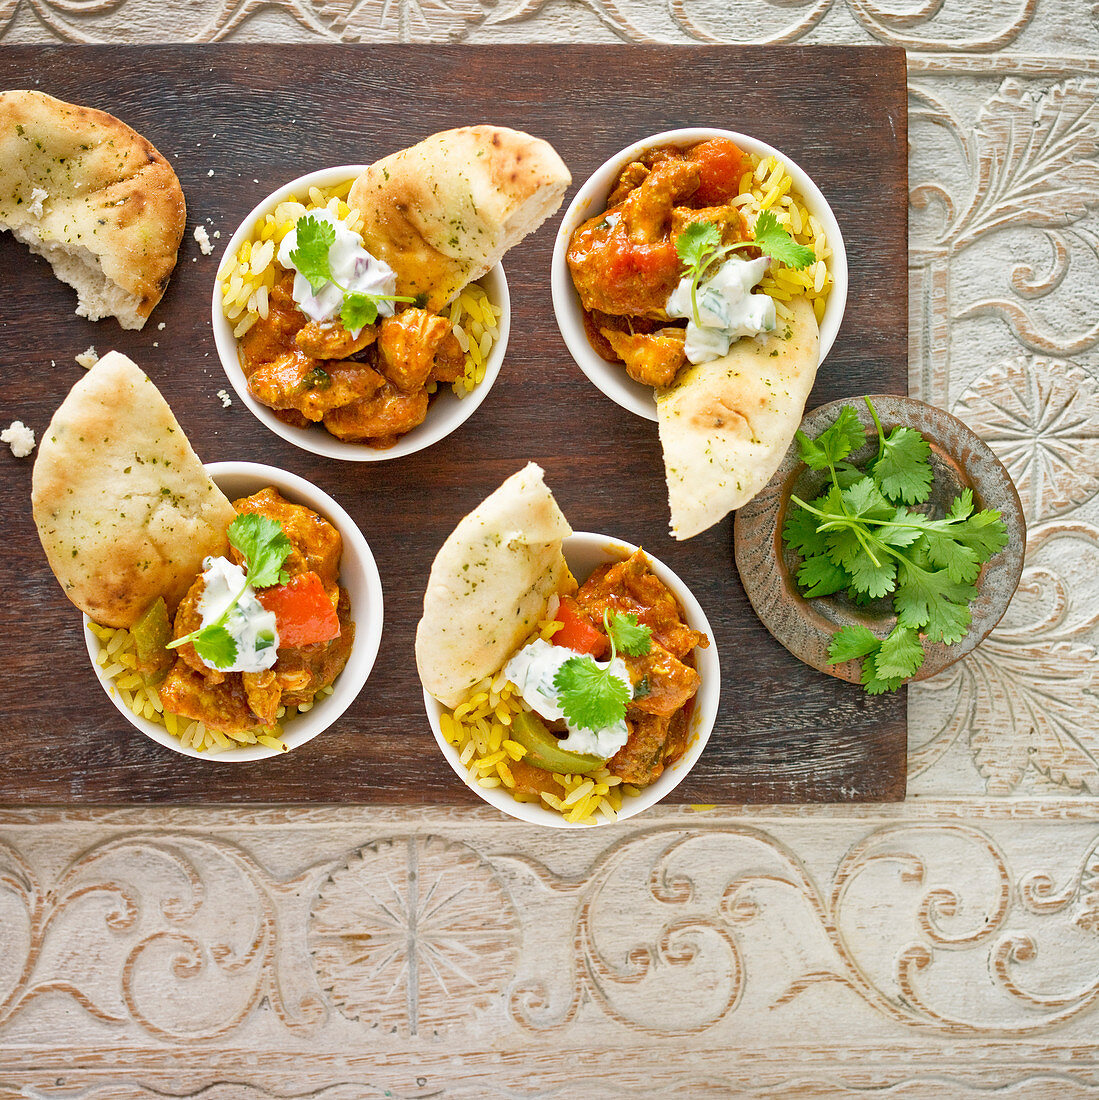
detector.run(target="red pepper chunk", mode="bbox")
[257,571,340,648]
[690,137,748,206]
[552,597,608,658]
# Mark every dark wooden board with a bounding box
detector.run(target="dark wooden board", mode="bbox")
[0,45,909,804]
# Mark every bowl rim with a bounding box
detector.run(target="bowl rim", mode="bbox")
[550,126,849,423]
[84,459,384,762]
[422,530,721,828]
[210,163,512,463]
[732,393,1027,685]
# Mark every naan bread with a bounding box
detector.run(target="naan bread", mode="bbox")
[32,351,236,628]
[0,90,186,329]
[416,463,573,708]
[657,295,821,540]
[349,126,570,310]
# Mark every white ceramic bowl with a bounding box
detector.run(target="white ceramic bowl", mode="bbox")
[550,127,849,422]
[211,165,511,462]
[423,532,720,827]
[84,461,384,762]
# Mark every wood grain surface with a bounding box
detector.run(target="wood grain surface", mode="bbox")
[0,45,908,804]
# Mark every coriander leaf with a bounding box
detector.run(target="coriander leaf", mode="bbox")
[191,623,237,669]
[921,527,982,584]
[554,656,630,732]
[873,624,925,680]
[877,506,927,550]
[894,559,976,644]
[753,209,816,270]
[288,215,336,292]
[949,506,1010,562]
[841,476,894,522]
[846,549,896,599]
[796,405,865,470]
[872,426,934,505]
[948,488,974,521]
[827,624,882,664]
[340,292,378,332]
[675,221,725,325]
[797,553,850,597]
[783,504,829,559]
[606,611,652,657]
[228,513,293,589]
[861,659,908,695]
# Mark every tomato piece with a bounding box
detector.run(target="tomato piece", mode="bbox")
[256,571,340,648]
[691,138,747,206]
[553,597,608,658]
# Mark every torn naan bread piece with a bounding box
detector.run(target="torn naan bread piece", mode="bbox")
[657,295,821,540]
[349,125,570,311]
[0,90,186,329]
[416,462,573,708]
[31,351,236,628]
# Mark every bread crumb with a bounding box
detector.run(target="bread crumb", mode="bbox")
[207,169,214,177]
[157,322,165,331]
[216,389,232,408]
[28,187,47,218]
[193,225,213,255]
[75,346,98,370]
[1,421,35,458]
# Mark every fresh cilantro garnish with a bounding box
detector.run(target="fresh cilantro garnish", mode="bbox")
[752,209,816,270]
[674,212,817,325]
[606,611,652,656]
[288,214,414,330]
[228,513,292,588]
[167,514,294,669]
[783,396,1009,692]
[289,215,337,291]
[553,610,651,733]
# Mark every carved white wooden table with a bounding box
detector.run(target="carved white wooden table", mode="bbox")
[3,3,1099,1094]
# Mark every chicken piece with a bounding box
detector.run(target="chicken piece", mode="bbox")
[322,383,429,446]
[242,669,282,728]
[606,160,650,208]
[671,203,748,246]
[158,663,262,736]
[377,308,453,393]
[626,640,701,718]
[611,707,691,787]
[233,487,343,591]
[601,327,687,388]
[430,331,465,384]
[295,319,377,359]
[239,271,305,364]
[247,352,385,422]
[620,157,700,243]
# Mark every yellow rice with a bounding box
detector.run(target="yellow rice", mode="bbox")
[439,617,641,825]
[217,180,501,397]
[733,151,833,326]
[89,622,333,754]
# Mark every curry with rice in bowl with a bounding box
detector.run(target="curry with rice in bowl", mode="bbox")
[417,464,718,827]
[216,126,570,453]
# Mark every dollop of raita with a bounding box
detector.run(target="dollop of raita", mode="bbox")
[667,255,775,364]
[195,557,279,673]
[277,209,398,333]
[504,637,631,758]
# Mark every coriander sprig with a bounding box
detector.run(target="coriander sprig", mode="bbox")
[781,396,1009,693]
[675,212,817,325]
[167,514,293,670]
[289,215,414,331]
[553,610,652,733]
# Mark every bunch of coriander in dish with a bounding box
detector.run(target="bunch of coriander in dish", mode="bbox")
[781,397,1010,693]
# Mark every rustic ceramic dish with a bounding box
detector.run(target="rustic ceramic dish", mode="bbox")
[85,461,384,761]
[211,164,511,462]
[733,395,1026,683]
[550,126,848,422]
[422,531,721,828]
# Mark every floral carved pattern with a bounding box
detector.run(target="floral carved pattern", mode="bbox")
[308,835,520,1036]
